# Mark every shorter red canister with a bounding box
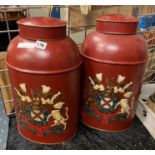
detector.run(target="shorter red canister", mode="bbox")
[80,14,148,131]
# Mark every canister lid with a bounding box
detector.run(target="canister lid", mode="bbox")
[96,14,138,34]
[17,17,67,40]
[17,17,66,27]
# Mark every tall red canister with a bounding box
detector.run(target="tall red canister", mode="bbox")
[80,14,148,131]
[6,17,82,144]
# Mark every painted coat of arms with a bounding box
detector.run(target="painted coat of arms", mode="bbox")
[83,73,135,124]
[15,83,69,136]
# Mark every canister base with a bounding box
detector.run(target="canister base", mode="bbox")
[81,121,133,132]
[17,128,77,145]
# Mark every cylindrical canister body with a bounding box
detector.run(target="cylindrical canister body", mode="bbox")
[80,14,148,131]
[6,17,82,144]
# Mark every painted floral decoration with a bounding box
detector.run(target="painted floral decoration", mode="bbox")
[83,73,134,123]
[15,84,69,136]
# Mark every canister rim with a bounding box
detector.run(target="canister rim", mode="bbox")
[80,51,147,65]
[6,61,82,74]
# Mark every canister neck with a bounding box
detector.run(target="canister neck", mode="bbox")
[96,14,138,34]
[17,17,67,40]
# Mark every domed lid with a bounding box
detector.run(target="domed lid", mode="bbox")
[17,17,67,40]
[96,14,138,34]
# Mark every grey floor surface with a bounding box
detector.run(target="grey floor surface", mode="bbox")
[0,97,9,150]
[6,116,155,150]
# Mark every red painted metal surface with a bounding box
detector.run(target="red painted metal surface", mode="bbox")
[6,17,82,144]
[80,14,148,131]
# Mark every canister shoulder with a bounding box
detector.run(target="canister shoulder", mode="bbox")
[6,36,82,74]
[81,31,148,65]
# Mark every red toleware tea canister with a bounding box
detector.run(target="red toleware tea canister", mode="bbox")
[80,14,148,131]
[6,17,82,144]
